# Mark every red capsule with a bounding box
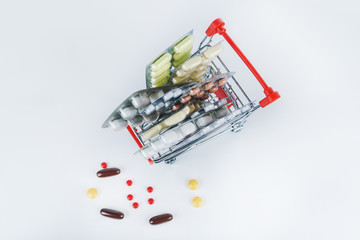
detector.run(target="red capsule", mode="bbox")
[217,78,227,86]
[101,162,107,168]
[147,186,153,193]
[189,88,200,96]
[132,202,139,209]
[195,90,205,98]
[126,180,132,186]
[148,198,154,205]
[180,95,191,104]
[127,194,133,201]
[172,104,181,111]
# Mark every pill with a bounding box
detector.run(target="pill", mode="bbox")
[131,93,150,108]
[150,62,171,78]
[189,87,200,96]
[192,69,207,79]
[192,196,203,208]
[127,194,133,200]
[204,82,215,91]
[142,110,159,123]
[180,122,197,136]
[149,90,164,103]
[149,213,173,225]
[147,186,153,193]
[174,35,194,53]
[187,179,199,190]
[209,86,219,93]
[201,94,209,100]
[163,105,190,126]
[175,68,187,78]
[132,202,139,209]
[100,208,124,219]
[195,90,205,98]
[151,53,172,71]
[127,115,143,127]
[97,168,120,178]
[172,104,181,111]
[150,69,171,84]
[181,56,202,72]
[151,75,169,87]
[161,129,181,144]
[126,180,133,186]
[217,78,227,86]
[101,162,107,168]
[119,106,137,119]
[180,95,191,104]
[108,118,127,131]
[172,76,189,84]
[86,188,98,199]
[202,44,224,60]
[148,198,154,205]
[142,124,163,141]
[196,115,213,128]
[173,48,192,61]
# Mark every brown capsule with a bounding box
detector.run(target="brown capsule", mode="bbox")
[189,87,200,96]
[204,82,215,91]
[149,213,173,225]
[172,104,181,111]
[201,94,210,100]
[217,78,227,86]
[180,95,191,104]
[97,168,120,178]
[195,90,205,98]
[100,208,124,219]
[209,86,219,93]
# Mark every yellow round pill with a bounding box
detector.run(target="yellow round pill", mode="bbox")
[87,188,98,199]
[187,179,199,190]
[192,196,203,208]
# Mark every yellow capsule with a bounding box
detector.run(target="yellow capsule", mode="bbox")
[87,188,98,199]
[192,196,203,208]
[187,179,199,190]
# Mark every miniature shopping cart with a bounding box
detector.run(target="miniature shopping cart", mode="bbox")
[113,18,280,164]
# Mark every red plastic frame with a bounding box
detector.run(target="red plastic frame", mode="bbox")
[206,18,280,108]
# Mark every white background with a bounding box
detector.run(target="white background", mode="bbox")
[1,0,359,239]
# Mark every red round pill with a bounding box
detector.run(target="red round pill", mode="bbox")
[148,198,154,205]
[132,202,139,209]
[101,162,107,169]
[127,194,133,201]
[147,186,153,193]
[126,180,132,186]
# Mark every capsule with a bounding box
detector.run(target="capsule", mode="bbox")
[204,82,215,91]
[209,86,219,93]
[217,78,227,86]
[189,87,200,96]
[100,208,124,219]
[181,56,202,72]
[173,35,194,53]
[201,94,210,100]
[202,44,224,60]
[172,104,181,111]
[180,95,191,104]
[195,90,205,98]
[97,168,120,178]
[151,53,172,71]
[149,213,173,225]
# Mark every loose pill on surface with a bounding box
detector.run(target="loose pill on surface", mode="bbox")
[132,202,139,209]
[101,162,107,169]
[126,180,132,186]
[192,196,203,208]
[97,168,120,178]
[100,208,124,219]
[187,179,199,190]
[149,213,173,225]
[87,188,98,199]
[127,194,133,201]
[148,198,154,205]
[147,186,153,193]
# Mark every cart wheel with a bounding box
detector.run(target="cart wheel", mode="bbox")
[165,158,176,164]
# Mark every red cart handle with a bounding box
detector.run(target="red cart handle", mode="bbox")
[206,18,280,108]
